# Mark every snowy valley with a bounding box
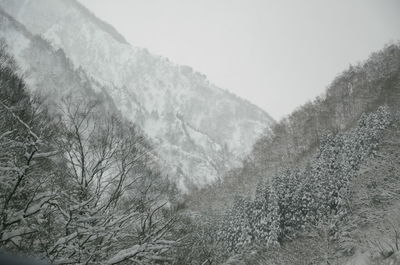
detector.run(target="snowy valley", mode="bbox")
[0,1,400,265]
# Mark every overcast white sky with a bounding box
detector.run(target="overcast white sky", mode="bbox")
[79,0,400,120]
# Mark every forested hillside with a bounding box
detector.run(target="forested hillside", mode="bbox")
[182,43,400,265]
[189,42,400,211]
[0,45,181,264]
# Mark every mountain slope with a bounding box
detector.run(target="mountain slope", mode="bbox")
[0,0,274,189]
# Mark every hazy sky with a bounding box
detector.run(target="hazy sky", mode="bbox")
[79,0,400,120]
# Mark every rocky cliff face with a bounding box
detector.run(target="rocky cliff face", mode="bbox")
[0,0,274,189]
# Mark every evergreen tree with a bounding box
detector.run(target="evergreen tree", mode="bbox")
[266,181,281,247]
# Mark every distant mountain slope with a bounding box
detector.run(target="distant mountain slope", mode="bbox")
[0,0,274,189]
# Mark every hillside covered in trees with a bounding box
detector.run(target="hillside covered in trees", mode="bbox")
[0,44,181,264]
[184,43,400,265]
[189,42,400,209]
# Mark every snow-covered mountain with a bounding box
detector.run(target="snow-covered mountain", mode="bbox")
[0,0,274,189]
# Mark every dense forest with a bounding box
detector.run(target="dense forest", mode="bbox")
[1,9,400,264]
